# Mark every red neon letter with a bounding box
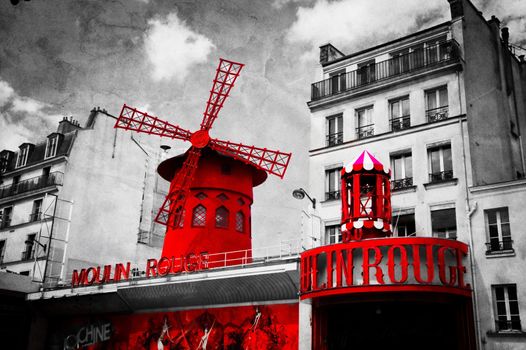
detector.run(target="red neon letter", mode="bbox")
[413,244,435,284]
[387,245,408,284]
[362,247,385,285]
[438,247,457,286]
[335,248,353,288]
[71,269,87,287]
[146,259,157,277]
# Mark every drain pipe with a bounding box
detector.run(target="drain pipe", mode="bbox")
[458,71,483,350]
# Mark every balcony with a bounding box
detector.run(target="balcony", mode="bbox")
[429,170,454,183]
[391,177,414,191]
[356,124,374,139]
[391,115,411,131]
[326,132,343,147]
[325,190,341,201]
[426,106,449,123]
[29,212,42,223]
[486,239,514,254]
[21,249,35,261]
[0,218,11,229]
[311,40,460,101]
[0,172,63,200]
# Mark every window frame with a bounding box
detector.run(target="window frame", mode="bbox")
[427,143,453,182]
[390,151,413,190]
[215,206,229,229]
[235,211,245,233]
[492,284,523,332]
[45,135,59,159]
[0,239,6,263]
[325,167,342,201]
[355,106,374,139]
[0,206,13,229]
[325,224,342,245]
[192,205,207,227]
[430,207,457,239]
[16,146,29,168]
[392,212,416,237]
[22,233,36,261]
[485,207,513,254]
[326,113,343,147]
[389,96,410,131]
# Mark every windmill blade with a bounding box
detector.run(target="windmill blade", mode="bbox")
[115,105,192,141]
[200,59,244,131]
[155,148,202,227]
[209,139,291,179]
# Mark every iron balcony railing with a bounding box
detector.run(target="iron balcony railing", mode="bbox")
[0,172,63,200]
[426,106,449,123]
[326,132,343,147]
[495,319,522,332]
[391,177,413,191]
[0,218,11,229]
[325,190,341,201]
[429,170,454,183]
[391,115,411,131]
[356,124,374,139]
[21,249,34,261]
[486,239,514,253]
[311,40,460,101]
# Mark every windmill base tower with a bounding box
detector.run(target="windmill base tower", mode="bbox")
[157,147,267,267]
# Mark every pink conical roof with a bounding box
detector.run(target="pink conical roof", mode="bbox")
[343,150,390,174]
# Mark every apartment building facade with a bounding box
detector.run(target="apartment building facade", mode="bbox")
[0,110,168,288]
[305,0,526,348]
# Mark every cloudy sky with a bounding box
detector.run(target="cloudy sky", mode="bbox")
[0,0,525,243]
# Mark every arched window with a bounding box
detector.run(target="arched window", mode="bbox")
[235,211,245,233]
[215,206,229,228]
[192,205,206,227]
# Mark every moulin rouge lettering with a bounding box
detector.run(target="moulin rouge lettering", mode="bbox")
[71,252,209,287]
[300,238,471,298]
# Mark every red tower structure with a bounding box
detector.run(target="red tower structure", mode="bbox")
[114,59,291,263]
[341,150,392,241]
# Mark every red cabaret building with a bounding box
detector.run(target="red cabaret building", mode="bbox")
[25,149,476,350]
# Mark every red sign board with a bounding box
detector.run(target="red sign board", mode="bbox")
[300,237,471,299]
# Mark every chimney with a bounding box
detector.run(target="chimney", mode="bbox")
[519,55,525,63]
[501,27,509,46]
[57,116,82,134]
[448,0,464,19]
[319,43,345,65]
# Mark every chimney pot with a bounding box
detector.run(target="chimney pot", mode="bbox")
[501,27,509,45]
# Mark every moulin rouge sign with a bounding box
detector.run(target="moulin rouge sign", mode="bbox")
[300,237,472,299]
[71,253,210,287]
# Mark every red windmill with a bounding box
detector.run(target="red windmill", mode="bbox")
[114,59,291,261]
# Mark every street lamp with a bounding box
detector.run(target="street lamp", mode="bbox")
[292,188,316,209]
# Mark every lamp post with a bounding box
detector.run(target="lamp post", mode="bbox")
[292,188,322,249]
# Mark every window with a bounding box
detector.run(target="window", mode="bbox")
[390,152,413,190]
[389,97,410,131]
[428,144,453,182]
[325,224,342,244]
[45,135,59,159]
[16,146,30,168]
[485,208,513,253]
[356,106,374,139]
[19,271,30,276]
[195,192,207,200]
[0,240,5,263]
[493,285,522,332]
[235,211,245,233]
[0,206,13,229]
[217,193,228,201]
[215,206,229,228]
[393,213,416,237]
[431,208,457,239]
[329,69,346,94]
[326,114,343,147]
[425,86,448,122]
[425,36,449,64]
[390,48,409,75]
[325,167,342,201]
[357,60,375,85]
[192,205,207,227]
[30,199,43,222]
[22,234,36,261]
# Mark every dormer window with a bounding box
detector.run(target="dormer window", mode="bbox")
[16,144,31,168]
[45,133,61,159]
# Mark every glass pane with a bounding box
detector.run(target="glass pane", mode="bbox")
[508,285,517,300]
[328,118,335,134]
[337,116,343,133]
[509,301,519,315]
[431,208,456,231]
[496,301,507,315]
[402,98,410,116]
[427,91,437,110]
[405,155,413,178]
[430,149,440,173]
[394,157,403,180]
[391,101,400,119]
[439,87,448,107]
[487,210,497,225]
[495,287,505,301]
[500,208,509,223]
[488,225,499,239]
[365,108,372,124]
[443,147,452,172]
[501,223,511,238]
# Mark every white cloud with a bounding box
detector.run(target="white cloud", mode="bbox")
[144,12,215,82]
[0,79,62,149]
[0,80,14,107]
[286,0,448,59]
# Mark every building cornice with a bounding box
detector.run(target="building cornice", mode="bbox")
[1,155,68,178]
[469,178,526,194]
